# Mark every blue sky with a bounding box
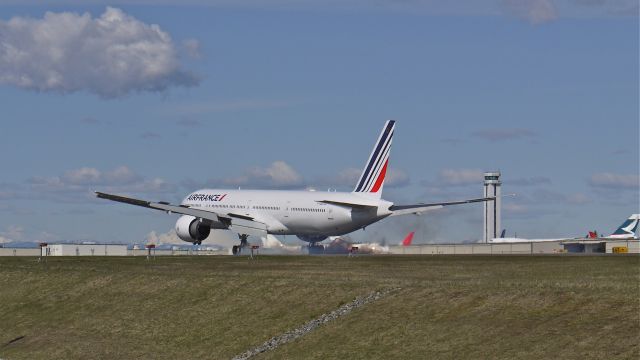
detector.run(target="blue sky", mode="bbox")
[0,1,638,246]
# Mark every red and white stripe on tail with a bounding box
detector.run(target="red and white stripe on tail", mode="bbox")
[353,120,395,197]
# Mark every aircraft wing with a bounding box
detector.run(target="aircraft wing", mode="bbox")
[95,191,267,236]
[389,196,496,216]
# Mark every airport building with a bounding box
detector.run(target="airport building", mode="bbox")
[0,248,40,256]
[41,244,127,256]
[605,240,639,253]
[389,241,563,255]
[563,239,640,254]
[389,240,639,255]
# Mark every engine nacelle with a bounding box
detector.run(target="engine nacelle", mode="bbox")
[296,235,328,243]
[175,215,211,244]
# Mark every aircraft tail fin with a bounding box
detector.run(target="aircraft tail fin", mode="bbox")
[353,120,395,198]
[607,214,640,239]
[402,231,415,246]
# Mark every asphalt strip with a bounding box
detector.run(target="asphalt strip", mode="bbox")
[231,288,399,360]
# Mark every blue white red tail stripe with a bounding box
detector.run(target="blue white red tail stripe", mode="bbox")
[362,133,393,191]
[354,120,395,195]
[354,121,394,192]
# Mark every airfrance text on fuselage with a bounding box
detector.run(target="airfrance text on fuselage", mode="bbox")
[187,194,227,202]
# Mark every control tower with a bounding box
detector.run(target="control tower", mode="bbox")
[483,171,501,243]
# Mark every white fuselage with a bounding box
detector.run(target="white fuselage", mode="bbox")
[489,237,569,244]
[181,189,393,237]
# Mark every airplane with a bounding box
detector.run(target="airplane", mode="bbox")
[601,214,640,240]
[305,230,415,255]
[489,214,640,243]
[96,120,495,254]
[307,236,389,255]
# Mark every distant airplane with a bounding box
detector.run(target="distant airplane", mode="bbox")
[309,236,389,255]
[96,120,494,254]
[604,214,640,239]
[490,214,640,243]
[401,231,415,246]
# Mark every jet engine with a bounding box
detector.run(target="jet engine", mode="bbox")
[296,235,328,243]
[175,215,211,244]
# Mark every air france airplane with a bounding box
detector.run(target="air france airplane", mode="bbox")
[96,120,493,254]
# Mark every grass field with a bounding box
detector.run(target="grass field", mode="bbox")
[0,255,638,359]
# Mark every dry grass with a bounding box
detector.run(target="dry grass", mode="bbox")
[0,255,638,359]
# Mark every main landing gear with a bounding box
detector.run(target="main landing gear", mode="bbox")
[232,234,249,255]
[307,242,324,255]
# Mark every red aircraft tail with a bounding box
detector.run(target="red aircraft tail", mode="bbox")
[402,231,415,246]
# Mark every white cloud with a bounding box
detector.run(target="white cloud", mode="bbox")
[0,7,199,98]
[503,203,529,214]
[385,169,410,188]
[104,166,141,184]
[176,118,202,127]
[0,236,10,245]
[183,161,409,192]
[0,225,24,244]
[140,131,161,139]
[438,169,484,186]
[145,229,183,245]
[18,165,177,203]
[64,167,102,185]
[216,161,304,189]
[472,128,537,142]
[182,38,202,59]
[566,193,590,205]
[5,225,24,240]
[509,176,552,186]
[500,0,558,23]
[589,173,639,190]
[63,166,141,186]
[336,168,362,187]
[515,189,592,206]
[247,161,303,187]
[170,99,292,116]
[0,1,633,20]
[333,167,409,189]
